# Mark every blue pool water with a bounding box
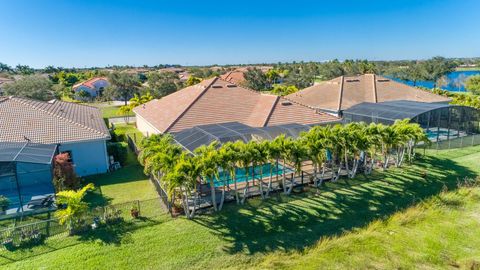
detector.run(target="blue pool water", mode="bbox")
[426,129,459,140]
[391,70,480,92]
[212,163,293,187]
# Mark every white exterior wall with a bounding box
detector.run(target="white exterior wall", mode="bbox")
[58,140,109,177]
[135,114,160,137]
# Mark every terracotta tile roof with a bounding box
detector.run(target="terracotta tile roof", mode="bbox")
[73,77,108,90]
[286,74,451,113]
[0,97,110,144]
[134,77,339,133]
[220,70,245,84]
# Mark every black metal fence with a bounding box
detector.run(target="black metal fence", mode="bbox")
[126,134,142,154]
[426,134,480,150]
[0,197,167,249]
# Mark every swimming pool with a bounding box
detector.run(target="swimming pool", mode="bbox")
[426,129,459,140]
[212,163,293,187]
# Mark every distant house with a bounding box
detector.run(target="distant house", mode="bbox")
[0,97,111,176]
[286,74,451,116]
[133,77,339,136]
[72,77,109,99]
[220,70,246,85]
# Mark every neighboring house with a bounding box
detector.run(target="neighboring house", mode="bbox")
[133,77,339,136]
[72,77,109,99]
[286,74,451,116]
[0,97,111,176]
[220,70,246,85]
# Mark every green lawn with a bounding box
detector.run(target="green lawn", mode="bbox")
[3,145,480,269]
[100,106,134,119]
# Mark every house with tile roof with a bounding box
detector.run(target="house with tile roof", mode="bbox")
[72,77,109,100]
[286,74,451,116]
[133,77,340,136]
[0,97,111,176]
[220,70,246,85]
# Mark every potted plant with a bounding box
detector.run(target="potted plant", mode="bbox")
[0,196,10,214]
[2,227,15,251]
[130,205,140,219]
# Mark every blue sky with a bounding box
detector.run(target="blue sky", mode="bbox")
[1,0,479,68]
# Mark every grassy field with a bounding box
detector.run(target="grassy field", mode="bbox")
[2,145,480,269]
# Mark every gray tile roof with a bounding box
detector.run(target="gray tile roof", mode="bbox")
[0,97,110,144]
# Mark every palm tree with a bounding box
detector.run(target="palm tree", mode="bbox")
[254,140,270,199]
[265,138,281,197]
[272,135,289,193]
[220,142,241,204]
[364,123,384,174]
[195,142,220,211]
[283,138,306,194]
[379,125,400,170]
[344,122,369,178]
[167,153,201,218]
[55,183,95,234]
[301,127,323,187]
[234,141,255,204]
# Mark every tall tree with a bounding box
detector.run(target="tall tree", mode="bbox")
[15,64,35,75]
[0,62,13,73]
[243,68,268,91]
[466,75,480,95]
[107,71,141,105]
[3,75,54,101]
[422,57,455,88]
[147,71,180,98]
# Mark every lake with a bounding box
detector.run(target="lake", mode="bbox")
[391,70,480,92]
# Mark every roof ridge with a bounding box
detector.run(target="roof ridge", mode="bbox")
[164,77,218,132]
[337,75,345,111]
[262,96,280,126]
[10,97,108,137]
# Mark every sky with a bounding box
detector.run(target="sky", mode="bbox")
[0,0,479,68]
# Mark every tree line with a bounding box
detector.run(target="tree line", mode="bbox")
[138,120,427,218]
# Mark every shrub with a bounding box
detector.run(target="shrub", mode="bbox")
[53,153,81,192]
[0,195,10,211]
[107,142,128,166]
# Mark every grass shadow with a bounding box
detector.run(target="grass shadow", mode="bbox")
[193,154,477,255]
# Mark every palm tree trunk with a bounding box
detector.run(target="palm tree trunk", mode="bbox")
[210,178,217,211]
[232,170,239,204]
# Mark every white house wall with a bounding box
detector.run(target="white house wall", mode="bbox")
[135,114,160,137]
[58,140,109,176]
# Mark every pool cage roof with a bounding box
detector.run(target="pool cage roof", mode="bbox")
[0,142,57,165]
[172,122,315,153]
[343,100,451,122]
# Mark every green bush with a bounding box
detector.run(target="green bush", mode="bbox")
[107,142,128,166]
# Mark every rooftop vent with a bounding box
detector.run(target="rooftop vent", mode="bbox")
[377,79,390,82]
[212,85,223,88]
[281,101,292,106]
[346,79,360,82]
[226,84,236,88]
[47,99,56,104]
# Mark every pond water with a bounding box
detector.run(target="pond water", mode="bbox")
[391,70,480,92]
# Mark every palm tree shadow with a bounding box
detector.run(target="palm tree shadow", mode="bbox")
[193,155,476,254]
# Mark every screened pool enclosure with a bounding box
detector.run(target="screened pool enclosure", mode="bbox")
[0,142,57,218]
[343,100,480,148]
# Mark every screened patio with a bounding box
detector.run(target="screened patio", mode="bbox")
[172,122,314,153]
[343,100,480,145]
[0,142,57,218]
